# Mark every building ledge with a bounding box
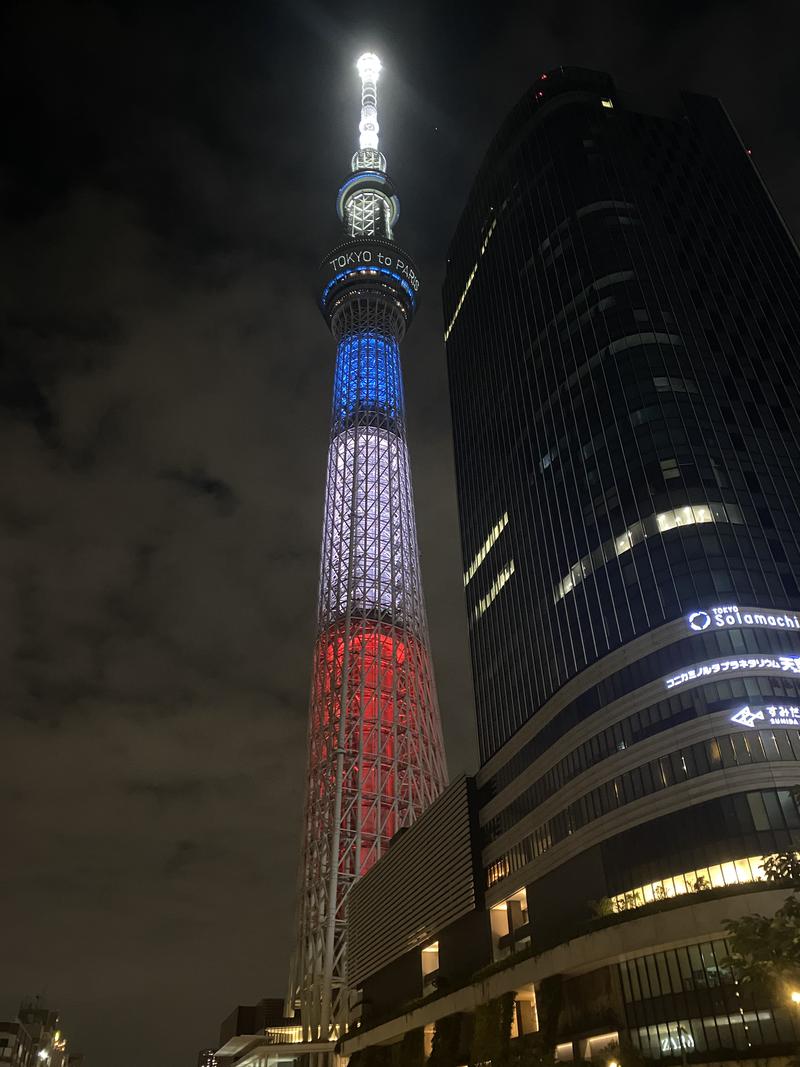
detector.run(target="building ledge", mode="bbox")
[216,1036,335,1064]
[341,887,793,1056]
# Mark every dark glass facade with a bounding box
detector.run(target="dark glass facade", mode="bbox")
[443,68,800,1061]
[445,67,800,764]
[619,939,800,1056]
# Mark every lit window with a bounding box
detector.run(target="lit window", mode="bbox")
[554,502,744,602]
[421,941,439,992]
[475,561,515,619]
[423,1024,435,1058]
[464,513,509,585]
[654,375,699,395]
[660,458,680,480]
[601,98,614,109]
[609,853,771,913]
[490,888,529,959]
[444,217,497,340]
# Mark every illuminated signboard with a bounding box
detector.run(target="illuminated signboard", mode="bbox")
[665,655,800,690]
[661,1033,694,1053]
[326,242,420,291]
[688,605,800,633]
[729,704,800,729]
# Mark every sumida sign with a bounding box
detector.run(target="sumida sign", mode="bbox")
[729,704,800,729]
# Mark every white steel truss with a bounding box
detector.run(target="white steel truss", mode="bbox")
[289,54,448,1050]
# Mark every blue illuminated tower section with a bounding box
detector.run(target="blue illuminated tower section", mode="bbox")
[293,54,448,1042]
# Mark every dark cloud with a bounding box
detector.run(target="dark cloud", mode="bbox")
[1,0,798,1064]
[159,468,239,515]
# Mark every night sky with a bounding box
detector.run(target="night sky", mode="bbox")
[2,1,798,1064]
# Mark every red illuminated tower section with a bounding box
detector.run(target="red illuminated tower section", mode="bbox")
[291,54,448,1043]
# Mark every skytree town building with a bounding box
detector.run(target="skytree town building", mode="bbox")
[291,53,448,1044]
[337,67,800,1067]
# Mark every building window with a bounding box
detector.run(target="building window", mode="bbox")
[654,376,699,395]
[580,1032,620,1060]
[621,940,800,1054]
[490,888,530,960]
[487,759,800,888]
[475,561,516,620]
[555,502,744,601]
[513,986,539,1037]
[610,853,771,913]
[423,1024,435,1058]
[464,513,509,586]
[421,941,439,993]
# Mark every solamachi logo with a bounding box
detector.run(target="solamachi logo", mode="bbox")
[686,605,800,632]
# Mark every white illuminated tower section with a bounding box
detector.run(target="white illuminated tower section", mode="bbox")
[293,53,448,1042]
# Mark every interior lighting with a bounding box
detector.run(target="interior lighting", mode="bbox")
[791,992,800,1005]
[464,512,509,585]
[610,854,774,913]
[475,561,515,620]
[601,98,614,108]
[265,1026,304,1044]
[554,501,743,602]
[444,217,497,341]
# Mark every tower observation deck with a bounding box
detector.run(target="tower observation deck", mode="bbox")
[291,54,448,1043]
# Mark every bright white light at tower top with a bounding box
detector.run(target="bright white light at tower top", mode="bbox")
[357,52,382,82]
[356,52,382,151]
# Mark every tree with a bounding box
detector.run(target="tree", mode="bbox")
[471,993,515,1066]
[390,1029,424,1067]
[589,897,614,918]
[428,1015,463,1067]
[723,891,800,992]
[761,851,800,882]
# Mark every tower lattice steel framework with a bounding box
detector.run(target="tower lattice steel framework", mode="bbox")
[291,53,448,1043]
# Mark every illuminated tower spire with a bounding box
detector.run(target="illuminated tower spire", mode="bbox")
[291,53,448,1044]
[356,52,381,153]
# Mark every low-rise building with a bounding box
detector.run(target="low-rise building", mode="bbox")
[342,777,799,1067]
[0,1020,34,1067]
[343,58,800,1067]
[214,998,326,1067]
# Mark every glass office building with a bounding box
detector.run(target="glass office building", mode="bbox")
[441,66,800,1059]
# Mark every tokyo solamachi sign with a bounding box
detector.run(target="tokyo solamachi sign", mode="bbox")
[688,605,800,633]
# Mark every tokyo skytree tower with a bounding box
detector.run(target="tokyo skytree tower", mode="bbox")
[292,53,448,1042]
